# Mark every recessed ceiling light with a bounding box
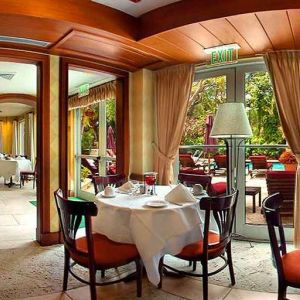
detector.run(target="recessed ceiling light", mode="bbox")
[0,35,50,47]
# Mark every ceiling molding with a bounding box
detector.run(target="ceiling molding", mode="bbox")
[0,93,36,107]
[139,0,300,39]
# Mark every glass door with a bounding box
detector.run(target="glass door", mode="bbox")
[235,63,293,241]
[74,98,117,200]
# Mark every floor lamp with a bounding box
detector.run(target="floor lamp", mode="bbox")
[210,103,253,194]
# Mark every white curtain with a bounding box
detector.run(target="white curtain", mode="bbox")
[0,122,3,153]
[12,120,18,156]
[28,113,35,166]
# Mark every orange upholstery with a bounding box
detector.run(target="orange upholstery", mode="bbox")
[282,250,300,284]
[177,232,222,258]
[72,233,139,267]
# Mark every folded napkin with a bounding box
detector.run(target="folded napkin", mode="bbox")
[118,181,135,193]
[165,184,196,205]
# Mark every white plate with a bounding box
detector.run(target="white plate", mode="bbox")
[145,200,168,208]
[100,192,116,198]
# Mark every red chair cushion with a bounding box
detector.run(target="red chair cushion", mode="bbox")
[282,250,300,284]
[267,170,296,179]
[177,232,222,258]
[72,233,139,267]
[211,182,227,195]
[180,167,205,175]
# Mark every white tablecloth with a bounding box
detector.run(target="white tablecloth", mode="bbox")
[0,159,32,181]
[93,185,217,285]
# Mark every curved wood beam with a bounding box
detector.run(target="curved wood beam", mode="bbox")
[139,0,300,39]
[0,93,36,107]
[0,0,137,40]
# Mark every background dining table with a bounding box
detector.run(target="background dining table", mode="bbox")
[0,158,32,182]
[93,185,217,286]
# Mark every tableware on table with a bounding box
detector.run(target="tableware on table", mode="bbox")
[192,184,203,195]
[118,181,135,194]
[165,183,196,205]
[145,200,168,208]
[102,186,116,198]
[144,172,158,195]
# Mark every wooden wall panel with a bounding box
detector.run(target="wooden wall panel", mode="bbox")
[227,14,273,53]
[201,18,255,56]
[256,11,295,49]
[287,10,300,48]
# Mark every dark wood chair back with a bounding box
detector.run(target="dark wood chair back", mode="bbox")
[92,174,126,194]
[262,193,286,285]
[213,154,227,169]
[178,173,212,191]
[266,171,295,218]
[54,189,98,261]
[179,153,196,168]
[201,189,239,253]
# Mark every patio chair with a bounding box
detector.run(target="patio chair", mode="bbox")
[179,153,207,175]
[54,189,143,300]
[263,193,300,300]
[266,171,295,220]
[160,190,238,300]
[178,173,226,196]
[249,155,272,178]
[212,154,227,175]
[92,174,126,194]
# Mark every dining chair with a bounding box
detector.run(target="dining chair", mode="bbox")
[92,174,126,194]
[20,160,37,189]
[178,173,226,196]
[266,171,295,221]
[263,192,300,300]
[54,189,143,300]
[160,189,239,300]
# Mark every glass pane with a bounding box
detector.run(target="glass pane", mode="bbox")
[80,103,99,156]
[105,98,116,175]
[80,157,97,193]
[244,71,290,226]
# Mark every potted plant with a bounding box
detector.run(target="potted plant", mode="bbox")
[279,149,297,171]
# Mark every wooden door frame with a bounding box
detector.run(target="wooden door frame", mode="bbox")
[59,57,129,198]
[0,48,52,245]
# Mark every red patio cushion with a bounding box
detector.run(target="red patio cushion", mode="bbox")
[211,182,227,195]
[179,167,205,175]
[267,170,296,179]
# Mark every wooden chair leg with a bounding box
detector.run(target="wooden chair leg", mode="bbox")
[135,259,143,297]
[201,260,208,300]
[89,266,97,300]
[158,257,164,289]
[101,270,105,278]
[227,242,235,285]
[192,261,197,272]
[278,283,287,300]
[63,249,70,291]
[33,175,35,189]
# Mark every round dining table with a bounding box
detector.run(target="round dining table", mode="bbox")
[93,185,217,286]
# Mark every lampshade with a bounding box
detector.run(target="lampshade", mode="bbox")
[210,103,252,138]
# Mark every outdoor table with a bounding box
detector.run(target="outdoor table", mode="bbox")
[245,186,262,213]
[93,185,216,286]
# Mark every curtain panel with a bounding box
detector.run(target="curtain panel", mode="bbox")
[153,64,194,184]
[12,120,18,156]
[0,121,3,153]
[28,113,35,166]
[265,51,300,247]
[68,81,116,110]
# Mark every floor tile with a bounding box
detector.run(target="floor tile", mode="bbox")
[21,292,72,300]
[0,215,18,225]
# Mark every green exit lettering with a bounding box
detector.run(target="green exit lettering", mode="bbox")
[211,48,237,65]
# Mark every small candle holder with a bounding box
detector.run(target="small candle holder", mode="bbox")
[143,172,157,195]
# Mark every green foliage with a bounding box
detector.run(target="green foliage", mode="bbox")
[182,71,285,159]
[80,166,90,182]
[81,128,95,152]
[106,98,116,127]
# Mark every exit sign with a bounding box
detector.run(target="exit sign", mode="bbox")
[78,83,90,98]
[204,44,240,67]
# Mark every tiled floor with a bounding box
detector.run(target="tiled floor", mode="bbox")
[0,180,36,249]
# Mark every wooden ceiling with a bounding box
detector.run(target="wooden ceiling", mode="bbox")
[0,0,300,71]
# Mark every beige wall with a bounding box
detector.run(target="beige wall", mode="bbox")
[129,69,155,176]
[49,55,60,232]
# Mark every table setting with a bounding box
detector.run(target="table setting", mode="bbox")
[93,178,218,286]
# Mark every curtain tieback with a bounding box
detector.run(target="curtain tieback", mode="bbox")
[152,142,175,163]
